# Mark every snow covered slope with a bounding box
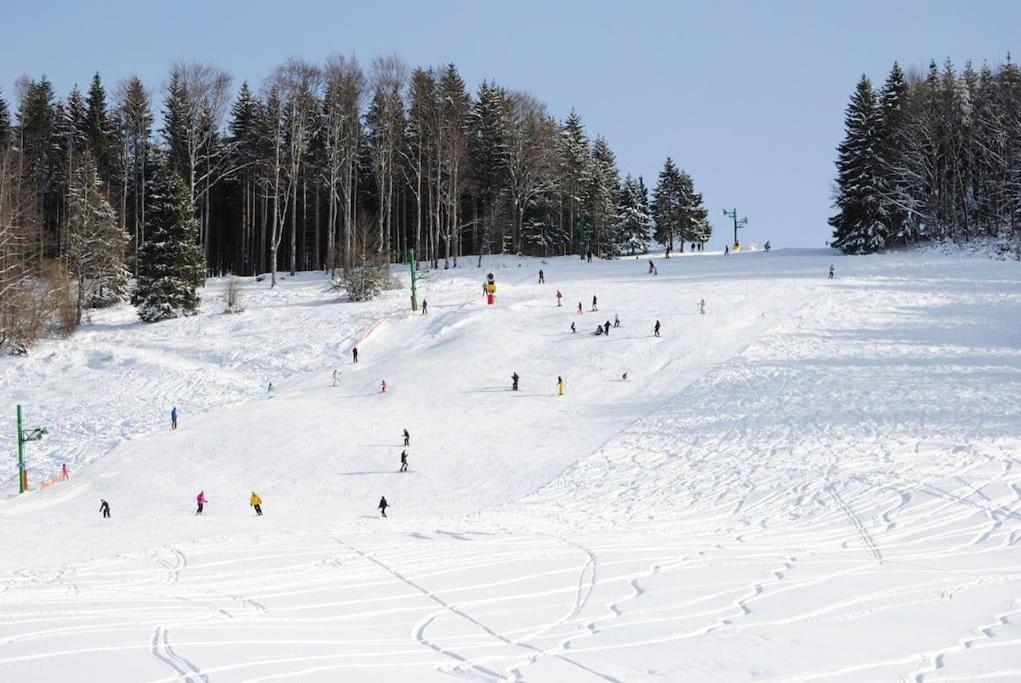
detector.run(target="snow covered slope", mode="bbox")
[1,250,1019,682]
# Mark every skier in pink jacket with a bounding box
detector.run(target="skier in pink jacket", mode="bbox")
[196,491,207,515]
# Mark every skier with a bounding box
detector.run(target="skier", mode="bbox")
[594,325,604,336]
[603,321,611,336]
[378,496,389,518]
[556,290,562,307]
[828,265,835,279]
[622,372,628,380]
[570,322,576,333]
[613,314,620,328]
[196,491,207,515]
[99,499,110,519]
[591,295,598,312]
[764,240,771,253]
[422,300,428,314]
[699,298,706,315]
[538,269,544,284]
[352,347,359,363]
[576,302,583,314]
[171,406,178,430]
[380,379,387,393]
[648,260,655,274]
[267,382,274,397]
[586,250,593,263]
[332,369,339,386]
[654,320,661,337]
[400,450,408,473]
[511,372,519,391]
[665,245,672,259]
[557,376,565,396]
[61,463,69,480]
[724,245,730,256]
[250,491,263,516]
[403,428,410,446]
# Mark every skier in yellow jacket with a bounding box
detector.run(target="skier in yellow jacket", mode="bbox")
[250,492,263,516]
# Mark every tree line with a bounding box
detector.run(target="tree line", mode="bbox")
[0,55,712,349]
[830,56,1021,254]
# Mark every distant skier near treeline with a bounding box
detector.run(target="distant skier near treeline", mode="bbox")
[171,407,178,430]
[422,300,428,314]
[379,496,389,518]
[400,450,408,472]
[654,320,661,337]
[196,491,207,515]
[512,372,519,391]
[99,499,110,518]
[61,463,69,480]
[538,269,544,284]
[403,429,410,446]
[250,491,263,516]
[352,347,358,363]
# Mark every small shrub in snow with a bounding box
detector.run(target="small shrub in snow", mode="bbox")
[223,275,245,313]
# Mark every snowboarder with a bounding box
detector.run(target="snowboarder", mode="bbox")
[403,428,410,446]
[698,298,706,315]
[613,314,620,328]
[511,372,519,391]
[576,302,583,314]
[332,369,339,386]
[171,407,178,430]
[591,295,598,312]
[603,321,611,336]
[556,290,562,306]
[570,322,576,333]
[196,491,207,515]
[61,463,69,480]
[557,376,565,396]
[538,269,544,284]
[400,450,408,473]
[379,496,389,518]
[654,320,661,337]
[422,300,428,314]
[380,380,387,393]
[828,265,834,279]
[250,491,262,516]
[99,499,110,518]
[352,347,359,363]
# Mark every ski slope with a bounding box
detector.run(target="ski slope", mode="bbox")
[1,249,1019,682]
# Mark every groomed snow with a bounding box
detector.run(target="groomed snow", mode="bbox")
[1,249,1019,681]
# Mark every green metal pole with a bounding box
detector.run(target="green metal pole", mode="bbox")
[408,248,418,311]
[17,404,25,494]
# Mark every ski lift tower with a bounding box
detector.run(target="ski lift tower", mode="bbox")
[16,405,47,493]
[722,208,748,250]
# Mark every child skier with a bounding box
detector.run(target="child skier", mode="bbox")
[250,491,263,516]
[400,450,408,472]
[99,499,110,518]
[379,496,389,518]
[196,491,207,515]
[403,429,410,446]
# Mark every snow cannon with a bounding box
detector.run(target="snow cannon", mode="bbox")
[485,272,497,305]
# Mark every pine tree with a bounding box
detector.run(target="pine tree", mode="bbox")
[559,110,592,252]
[66,152,129,323]
[132,165,205,321]
[875,63,911,243]
[615,175,651,254]
[85,73,118,186]
[678,171,712,246]
[0,90,11,147]
[470,81,509,255]
[587,135,619,256]
[830,75,884,254]
[652,157,682,251]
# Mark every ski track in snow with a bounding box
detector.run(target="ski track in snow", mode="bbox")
[0,251,1020,681]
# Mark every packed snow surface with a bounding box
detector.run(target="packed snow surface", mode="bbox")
[1,249,1019,682]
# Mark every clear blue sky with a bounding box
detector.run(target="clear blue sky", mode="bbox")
[1,0,1017,247]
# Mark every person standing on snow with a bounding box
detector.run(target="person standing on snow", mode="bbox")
[556,290,562,307]
[557,376,565,396]
[724,245,730,255]
[250,491,263,516]
[576,302,583,314]
[379,496,389,518]
[196,491,207,515]
[332,369,339,386]
[591,295,598,312]
[403,429,410,446]
[99,499,111,518]
[613,314,620,328]
[171,406,178,430]
[538,269,545,284]
[654,320,661,337]
[352,347,359,363]
[570,322,576,333]
[422,300,428,314]
[512,372,519,391]
[380,380,388,393]
[61,463,69,480]
[829,265,835,279]
[698,298,706,315]
[603,321,611,336]
[648,260,655,274]
[267,382,274,397]
[400,450,408,472]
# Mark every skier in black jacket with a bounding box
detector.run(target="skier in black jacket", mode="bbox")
[379,496,389,518]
